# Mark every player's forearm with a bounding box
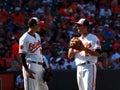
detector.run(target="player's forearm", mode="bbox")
[20,53,28,70]
[68,48,75,59]
[84,48,100,57]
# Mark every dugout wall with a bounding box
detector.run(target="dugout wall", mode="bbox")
[0,69,120,90]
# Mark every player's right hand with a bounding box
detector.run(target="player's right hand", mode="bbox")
[26,69,35,79]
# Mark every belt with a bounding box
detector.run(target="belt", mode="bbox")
[27,60,43,65]
[78,61,90,66]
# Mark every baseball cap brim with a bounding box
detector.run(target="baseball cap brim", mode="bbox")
[38,21,45,26]
[74,18,89,26]
[74,22,83,26]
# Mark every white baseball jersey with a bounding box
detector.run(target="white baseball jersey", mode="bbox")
[19,32,43,62]
[75,33,101,65]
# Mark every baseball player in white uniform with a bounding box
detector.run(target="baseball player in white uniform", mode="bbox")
[68,18,101,90]
[19,17,49,90]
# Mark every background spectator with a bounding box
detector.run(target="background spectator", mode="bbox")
[0,0,120,70]
[15,73,24,90]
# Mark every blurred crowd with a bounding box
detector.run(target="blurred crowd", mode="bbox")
[0,0,120,72]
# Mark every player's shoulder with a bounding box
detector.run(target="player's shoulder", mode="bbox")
[87,33,99,40]
[87,33,96,37]
[35,33,40,38]
[88,33,98,38]
[19,32,29,40]
[35,33,40,37]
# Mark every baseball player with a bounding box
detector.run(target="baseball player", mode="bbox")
[19,17,49,90]
[68,18,101,90]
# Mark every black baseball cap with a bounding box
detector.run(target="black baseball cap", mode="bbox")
[74,18,89,26]
[28,17,44,27]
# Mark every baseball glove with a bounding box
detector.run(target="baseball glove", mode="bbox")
[43,68,53,83]
[69,36,83,50]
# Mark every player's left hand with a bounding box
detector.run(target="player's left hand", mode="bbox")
[26,69,35,79]
[69,37,84,50]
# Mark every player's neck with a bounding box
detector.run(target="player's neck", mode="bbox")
[27,29,36,37]
[81,32,88,39]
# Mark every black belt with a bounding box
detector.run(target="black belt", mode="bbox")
[27,60,43,65]
[78,61,90,66]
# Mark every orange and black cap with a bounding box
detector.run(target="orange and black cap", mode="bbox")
[74,18,89,26]
[28,17,44,27]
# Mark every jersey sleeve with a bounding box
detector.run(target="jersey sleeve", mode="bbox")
[43,55,49,68]
[36,33,41,42]
[19,37,29,54]
[94,36,101,50]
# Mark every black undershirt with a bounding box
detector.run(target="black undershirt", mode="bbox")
[27,32,35,38]
[20,53,28,70]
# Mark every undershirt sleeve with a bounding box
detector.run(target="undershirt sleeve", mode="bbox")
[20,53,28,70]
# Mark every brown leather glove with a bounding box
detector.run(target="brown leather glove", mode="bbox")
[69,37,83,50]
[43,68,53,82]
